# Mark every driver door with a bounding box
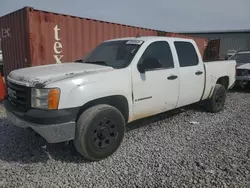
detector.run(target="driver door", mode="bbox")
[131,40,180,121]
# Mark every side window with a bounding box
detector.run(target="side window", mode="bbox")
[174,41,199,67]
[139,41,174,70]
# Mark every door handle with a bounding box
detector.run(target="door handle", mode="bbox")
[195,71,203,75]
[167,75,178,80]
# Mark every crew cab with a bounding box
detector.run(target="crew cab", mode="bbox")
[4,36,236,161]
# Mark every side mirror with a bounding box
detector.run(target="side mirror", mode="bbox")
[138,57,161,73]
[137,63,145,73]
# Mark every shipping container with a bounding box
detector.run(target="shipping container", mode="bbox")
[0,7,158,80]
[0,7,29,81]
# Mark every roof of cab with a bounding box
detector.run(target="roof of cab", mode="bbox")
[105,36,195,43]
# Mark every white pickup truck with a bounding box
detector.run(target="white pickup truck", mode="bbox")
[4,36,236,161]
[229,51,250,88]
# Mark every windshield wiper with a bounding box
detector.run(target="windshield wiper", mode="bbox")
[84,61,109,66]
[75,59,112,67]
[75,59,84,63]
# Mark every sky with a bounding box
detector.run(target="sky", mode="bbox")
[0,0,250,32]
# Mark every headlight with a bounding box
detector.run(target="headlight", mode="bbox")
[31,88,60,110]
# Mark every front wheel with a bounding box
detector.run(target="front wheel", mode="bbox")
[74,104,125,161]
[203,84,226,113]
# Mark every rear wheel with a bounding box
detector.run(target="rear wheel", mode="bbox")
[74,104,125,161]
[203,84,226,113]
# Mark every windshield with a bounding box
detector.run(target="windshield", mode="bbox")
[78,40,143,68]
[230,53,250,64]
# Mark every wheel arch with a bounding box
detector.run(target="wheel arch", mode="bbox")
[216,76,229,90]
[76,95,129,123]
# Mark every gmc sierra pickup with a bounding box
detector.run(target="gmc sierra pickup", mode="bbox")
[4,36,236,161]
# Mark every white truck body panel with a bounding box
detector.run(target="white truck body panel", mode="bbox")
[7,63,113,87]
[130,38,180,120]
[6,36,236,124]
[175,39,205,108]
[202,60,236,99]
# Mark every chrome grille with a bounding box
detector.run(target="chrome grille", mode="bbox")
[236,69,250,76]
[7,81,31,111]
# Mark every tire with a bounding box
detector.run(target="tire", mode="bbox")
[74,104,125,161]
[203,84,226,113]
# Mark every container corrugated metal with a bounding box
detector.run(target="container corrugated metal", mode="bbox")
[0,7,158,78]
[0,21,2,50]
[166,32,208,58]
[27,9,157,66]
[0,7,30,81]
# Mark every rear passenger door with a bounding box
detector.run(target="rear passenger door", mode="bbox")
[132,41,180,120]
[174,41,205,108]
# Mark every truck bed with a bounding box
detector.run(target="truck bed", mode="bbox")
[202,60,236,100]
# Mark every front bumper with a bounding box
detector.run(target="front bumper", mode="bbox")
[4,99,80,143]
[236,76,250,81]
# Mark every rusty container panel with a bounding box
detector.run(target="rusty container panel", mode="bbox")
[27,8,158,66]
[166,32,208,58]
[0,23,1,50]
[0,8,30,81]
[203,39,221,61]
[0,21,2,50]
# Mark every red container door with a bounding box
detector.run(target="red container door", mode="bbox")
[203,39,221,61]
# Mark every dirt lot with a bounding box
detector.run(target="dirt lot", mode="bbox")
[0,89,250,188]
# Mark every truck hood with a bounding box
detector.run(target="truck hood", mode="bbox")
[7,62,113,87]
[237,63,250,69]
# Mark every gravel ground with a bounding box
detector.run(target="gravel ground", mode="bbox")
[0,90,250,188]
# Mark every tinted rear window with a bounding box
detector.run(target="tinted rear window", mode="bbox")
[174,41,199,67]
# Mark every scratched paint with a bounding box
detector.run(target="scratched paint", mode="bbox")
[7,61,114,88]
